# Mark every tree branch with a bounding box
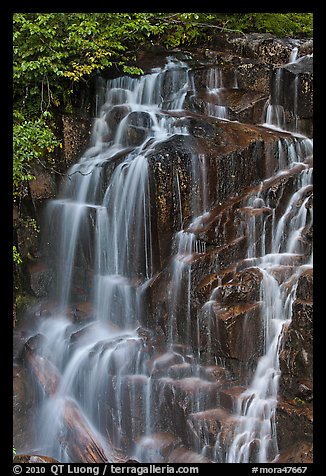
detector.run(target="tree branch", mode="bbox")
[155,17,246,37]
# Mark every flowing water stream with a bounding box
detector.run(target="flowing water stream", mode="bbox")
[20,53,312,463]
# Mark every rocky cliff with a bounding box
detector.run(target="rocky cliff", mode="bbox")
[13,33,313,463]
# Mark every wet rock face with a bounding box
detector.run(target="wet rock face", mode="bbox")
[278,270,313,402]
[276,400,313,453]
[13,364,39,452]
[124,111,154,147]
[14,454,60,463]
[276,441,313,464]
[220,89,268,124]
[147,119,281,270]
[104,105,130,137]
[279,298,313,401]
[226,34,299,65]
[296,268,313,301]
[147,133,198,268]
[151,377,220,441]
[236,62,272,94]
[198,301,263,375]
[299,40,313,56]
[215,267,263,306]
[29,163,57,200]
[28,262,54,298]
[15,36,313,463]
[62,114,92,168]
[271,66,313,120]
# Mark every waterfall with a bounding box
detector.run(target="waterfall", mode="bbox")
[31,58,196,460]
[205,67,228,119]
[224,134,313,463]
[225,180,312,461]
[289,47,299,64]
[19,52,312,464]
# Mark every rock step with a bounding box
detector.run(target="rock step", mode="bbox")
[190,235,247,268]
[296,267,313,301]
[213,266,263,306]
[149,376,221,439]
[187,407,238,453]
[198,299,263,372]
[134,432,212,463]
[167,447,211,463]
[196,266,236,297]
[268,265,297,285]
[188,407,235,431]
[146,348,234,384]
[135,432,182,462]
[191,236,249,296]
[237,206,272,218]
[167,363,193,380]
[216,302,261,322]
[219,386,247,412]
[198,364,233,383]
[149,351,185,374]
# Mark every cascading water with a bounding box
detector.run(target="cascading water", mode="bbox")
[31,58,196,461]
[205,67,229,119]
[222,109,313,462]
[263,50,313,136]
[225,165,312,462]
[19,50,312,464]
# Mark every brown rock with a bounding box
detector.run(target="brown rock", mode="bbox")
[296,268,313,301]
[124,111,154,147]
[152,377,220,440]
[104,105,130,136]
[116,374,149,446]
[199,365,232,383]
[215,267,263,306]
[270,62,313,132]
[147,119,286,271]
[13,454,60,463]
[218,88,268,124]
[28,261,54,298]
[198,300,263,376]
[236,62,272,94]
[62,114,92,168]
[279,299,313,400]
[276,400,313,452]
[29,163,56,200]
[167,447,211,463]
[13,364,38,452]
[275,441,313,463]
[299,40,313,56]
[227,34,297,65]
[136,432,182,462]
[187,407,237,454]
[219,386,246,412]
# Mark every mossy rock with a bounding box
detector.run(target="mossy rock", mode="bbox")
[15,294,38,320]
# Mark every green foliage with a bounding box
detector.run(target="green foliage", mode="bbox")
[13,246,22,265]
[293,396,306,406]
[13,13,312,199]
[217,13,313,37]
[13,114,61,198]
[13,13,313,107]
[12,12,313,297]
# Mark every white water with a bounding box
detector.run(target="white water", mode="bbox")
[262,52,312,136]
[33,58,200,460]
[224,114,313,463]
[289,47,299,64]
[206,67,228,119]
[23,53,312,463]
